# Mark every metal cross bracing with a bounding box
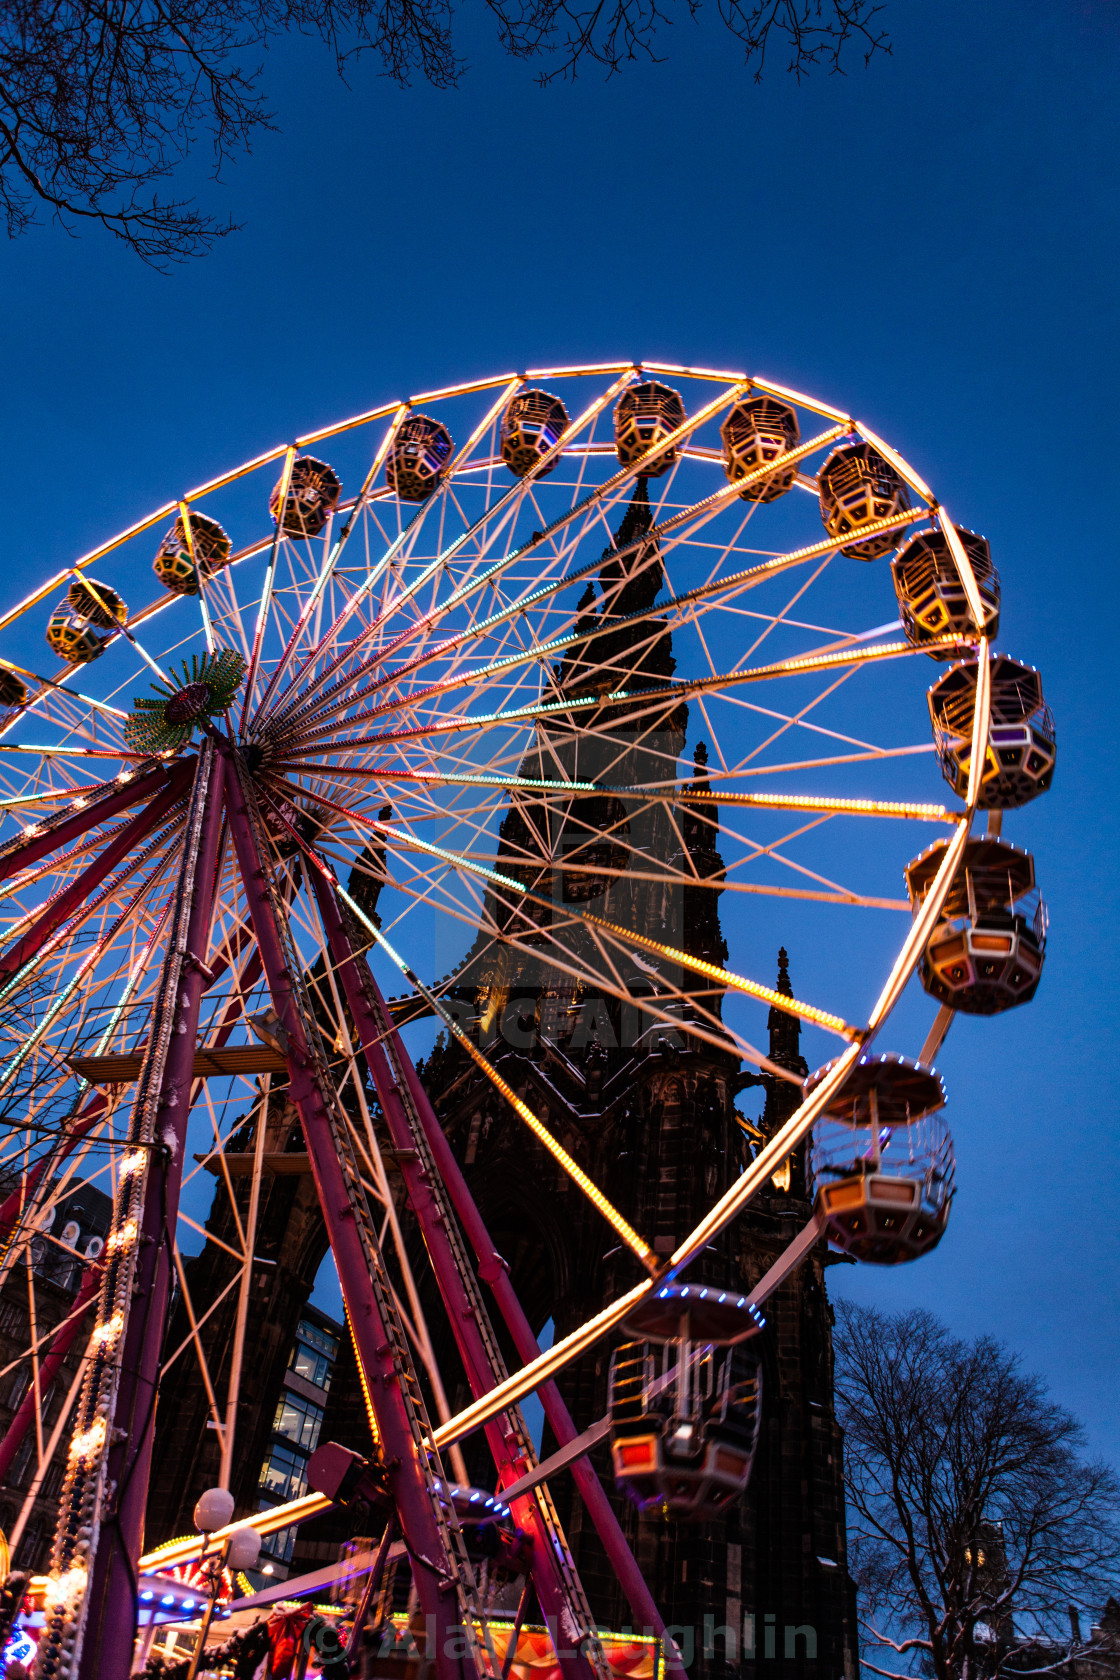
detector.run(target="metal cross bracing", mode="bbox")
[224,749,509,1680]
[0,360,1051,1680]
[313,874,615,1680]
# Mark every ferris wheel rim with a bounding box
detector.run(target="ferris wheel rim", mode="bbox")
[0,363,1039,1664]
[0,355,994,1142]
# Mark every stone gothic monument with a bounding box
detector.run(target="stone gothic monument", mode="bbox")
[146,485,860,1680]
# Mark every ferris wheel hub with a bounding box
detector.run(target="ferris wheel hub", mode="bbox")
[164,682,212,726]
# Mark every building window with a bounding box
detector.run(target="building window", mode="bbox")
[273,1391,324,1453]
[14,1521,44,1572]
[10,1437,34,1489]
[288,1323,337,1392]
[258,1513,298,1564]
[259,1443,309,1503]
[0,1303,26,1338]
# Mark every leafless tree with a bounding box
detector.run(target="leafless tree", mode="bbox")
[0,0,888,264]
[834,1302,1120,1680]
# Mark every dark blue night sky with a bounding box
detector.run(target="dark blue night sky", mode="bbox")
[1,0,1116,1457]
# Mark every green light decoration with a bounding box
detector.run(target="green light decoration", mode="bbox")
[125,649,247,753]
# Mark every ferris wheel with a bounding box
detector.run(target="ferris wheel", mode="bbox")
[0,361,1054,1680]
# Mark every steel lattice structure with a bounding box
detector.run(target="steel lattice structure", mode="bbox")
[0,360,1051,1680]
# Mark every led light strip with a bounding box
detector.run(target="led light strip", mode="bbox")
[580,914,857,1038]
[286,793,858,1042]
[308,763,954,824]
[256,790,659,1273]
[283,624,970,753]
[338,886,658,1273]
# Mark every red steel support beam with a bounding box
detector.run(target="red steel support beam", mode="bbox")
[223,755,472,1680]
[75,750,227,1680]
[312,874,600,1680]
[344,934,685,1675]
[0,763,192,984]
[0,760,176,887]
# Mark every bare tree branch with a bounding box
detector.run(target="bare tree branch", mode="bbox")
[0,0,890,261]
[835,1302,1120,1680]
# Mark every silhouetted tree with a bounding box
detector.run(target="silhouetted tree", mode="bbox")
[834,1302,1120,1680]
[0,0,888,263]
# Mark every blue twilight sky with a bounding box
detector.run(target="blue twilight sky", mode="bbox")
[1,0,1117,1458]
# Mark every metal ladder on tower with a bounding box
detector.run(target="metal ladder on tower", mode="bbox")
[339,912,613,1680]
[233,762,506,1679]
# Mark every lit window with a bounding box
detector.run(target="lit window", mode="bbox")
[294,1320,339,1361]
[289,1341,333,1391]
[273,1391,325,1452]
[258,1443,308,1502]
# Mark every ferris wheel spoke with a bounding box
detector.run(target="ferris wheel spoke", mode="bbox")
[0,846,182,1101]
[169,1240,229,1449]
[265,377,742,736]
[0,658,130,734]
[252,407,413,721]
[730,670,872,762]
[0,820,139,910]
[429,1033,865,1448]
[293,368,636,688]
[276,615,960,758]
[732,555,838,668]
[240,446,296,729]
[0,769,190,995]
[304,856,658,1274]
[0,742,146,762]
[284,782,861,1040]
[158,1265,245,1378]
[272,468,796,745]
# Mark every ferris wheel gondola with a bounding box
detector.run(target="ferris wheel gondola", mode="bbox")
[0,360,1053,1680]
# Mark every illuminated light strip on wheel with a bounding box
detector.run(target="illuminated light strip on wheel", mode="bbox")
[273,784,858,1043]
[0,743,152,759]
[0,657,130,723]
[257,792,660,1275]
[938,514,989,640]
[362,926,661,1275]
[579,914,856,1039]
[678,789,955,822]
[277,420,852,744]
[283,627,971,753]
[340,900,659,1273]
[0,783,126,812]
[354,806,854,1038]
[300,763,955,825]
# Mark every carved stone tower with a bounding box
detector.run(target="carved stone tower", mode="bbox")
[144,486,860,1680]
[415,486,860,1680]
